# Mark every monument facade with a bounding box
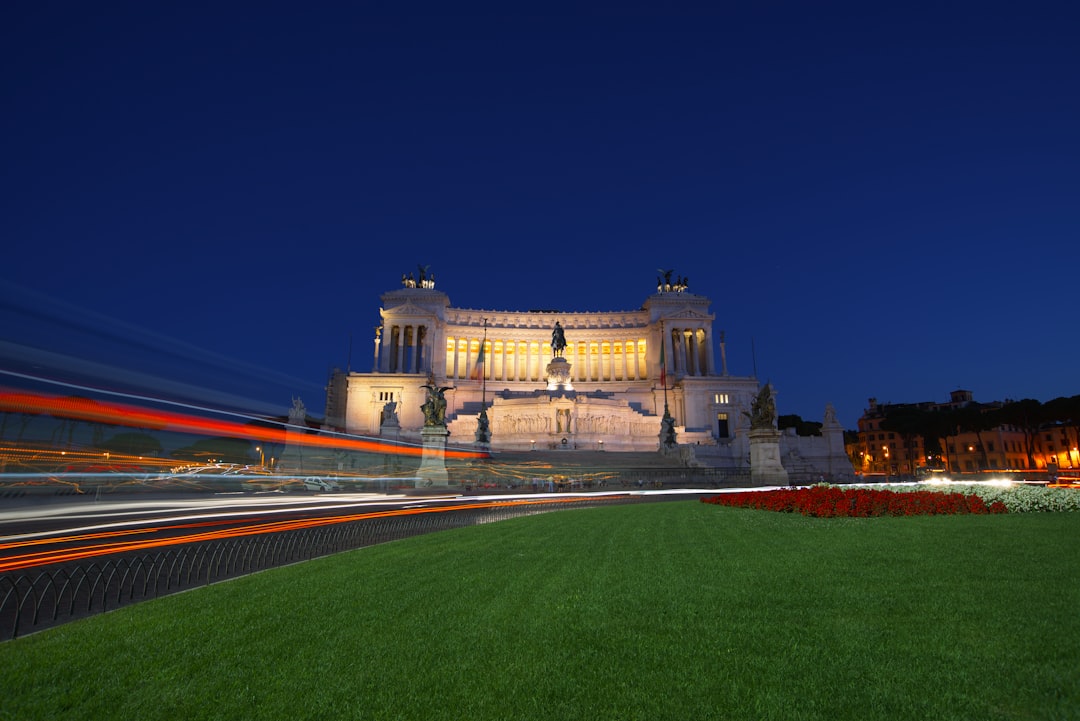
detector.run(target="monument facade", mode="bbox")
[323,272,853,478]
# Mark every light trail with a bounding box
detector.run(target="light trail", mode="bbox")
[0,496,619,573]
[0,386,488,460]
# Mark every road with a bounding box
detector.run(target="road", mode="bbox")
[0,488,702,573]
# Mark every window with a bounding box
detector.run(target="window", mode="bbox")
[714,393,729,404]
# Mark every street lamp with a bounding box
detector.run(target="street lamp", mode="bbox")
[255,445,265,468]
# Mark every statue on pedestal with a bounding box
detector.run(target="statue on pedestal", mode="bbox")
[745,384,777,430]
[420,374,452,427]
[289,397,307,426]
[475,407,491,444]
[551,321,567,358]
[381,400,399,427]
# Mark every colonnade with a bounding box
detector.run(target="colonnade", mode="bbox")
[375,323,714,380]
[665,327,714,377]
[444,336,650,383]
[377,323,431,374]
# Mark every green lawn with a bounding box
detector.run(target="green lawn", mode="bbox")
[2,501,1077,720]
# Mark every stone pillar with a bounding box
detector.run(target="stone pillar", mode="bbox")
[749,428,789,486]
[409,326,419,374]
[689,329,699,376]
[677,329,688,376]
[663,329,674,382]
[395,326,406,373]
[416,426,452,488]
[705,330,716,375]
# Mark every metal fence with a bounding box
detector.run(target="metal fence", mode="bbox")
[0,496,640,640]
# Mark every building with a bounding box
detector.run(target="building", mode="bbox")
[325,273,853,479]
[848,390,1076,476]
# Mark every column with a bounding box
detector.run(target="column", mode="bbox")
[660,328,669,379]
[705,330,715,375]
[687,329,698,376]
[608,339,615,381]
[408,323,416,375]
[396,325,406,374]
[677,329,689,375]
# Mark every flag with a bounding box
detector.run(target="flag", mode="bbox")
[659,341,666,388]
[470,341,486,380]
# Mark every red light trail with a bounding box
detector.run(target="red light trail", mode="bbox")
[0,496,611,573]
[0,387,488,460]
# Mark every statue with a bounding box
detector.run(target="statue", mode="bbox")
[289,397,307,426]
[381,400,399,427]
[551,321,567,358]
[420,375,452,427]
[745,384,777,430]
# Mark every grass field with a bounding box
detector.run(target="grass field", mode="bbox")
[1,501,1077,720]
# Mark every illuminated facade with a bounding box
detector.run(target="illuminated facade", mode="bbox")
[848,391,1080,475]
[325,277,853,477]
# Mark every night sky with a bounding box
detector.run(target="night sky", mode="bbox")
[3,3,1078,429]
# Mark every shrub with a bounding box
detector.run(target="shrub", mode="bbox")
[702,486,1007,517]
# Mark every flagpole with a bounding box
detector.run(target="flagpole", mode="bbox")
[475,318,491,447]
[660,320,668,411]
[659,318,676,450]
[481,318,487,406]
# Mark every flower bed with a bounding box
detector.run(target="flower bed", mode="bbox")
[884,483,1080,513]
[701,485,1008,517]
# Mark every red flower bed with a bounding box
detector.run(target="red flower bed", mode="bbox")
[701,486,1008,517]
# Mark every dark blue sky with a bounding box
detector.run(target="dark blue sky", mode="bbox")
[3,2,1078,428]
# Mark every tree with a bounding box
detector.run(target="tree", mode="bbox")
[777,414,823,437]
[880,405,926,475]
[955,403,1000,470]
[96,432,163,458]
[921,408,959,471]
[171,437,253,465]
[1043,395,1080,467]
[996,399,1044,469]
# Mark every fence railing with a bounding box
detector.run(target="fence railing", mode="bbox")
[0,496,640,640]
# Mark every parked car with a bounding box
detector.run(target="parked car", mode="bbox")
[303,477,341,492]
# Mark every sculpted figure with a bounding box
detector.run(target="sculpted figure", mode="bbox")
[381,400,399,426]
[420,375,452,427]
[745,384,777,430]
[289,397,307,426]
[551,321,567,358]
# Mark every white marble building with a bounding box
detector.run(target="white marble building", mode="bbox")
[324,276,852,477]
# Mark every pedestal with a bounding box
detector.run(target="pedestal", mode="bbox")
[749,428,789,486]
[417,426,452,488]
[545,357,574,391]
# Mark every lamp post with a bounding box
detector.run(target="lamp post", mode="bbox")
[255,445,265,468]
